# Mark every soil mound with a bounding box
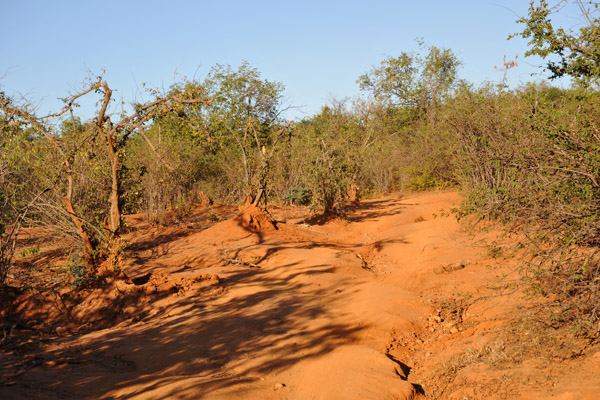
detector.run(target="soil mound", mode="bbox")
[234,204,277,232]
[2,272,223,338]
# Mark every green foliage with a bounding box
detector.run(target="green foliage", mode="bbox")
[204,62,287,200]
[293,102,359,213]
[66,252,96,289]
[512,0,600,86]
[439,81,600,336]
[0,115,39,285]
[20,246,40,258]
[447,83,600,246]
[155,62,288,205]
[0,192,11,285]
[283,186,312,205]
[203,61,284,131]
[358,41,461,107]
[122,118,211,224]
[4,50,600,338]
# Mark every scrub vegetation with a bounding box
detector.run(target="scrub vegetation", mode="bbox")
[2,1,600,391]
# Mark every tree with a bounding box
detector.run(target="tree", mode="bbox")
[358,43,461,108]
[0,104,53,284]
[196,62,290,205]
[0,119,25,285]
[295,101,359,214]
[0,78,210,270]
[123,107,212,225]
[512,0,600,85]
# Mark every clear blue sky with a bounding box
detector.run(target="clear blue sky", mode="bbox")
[0,0,584,120]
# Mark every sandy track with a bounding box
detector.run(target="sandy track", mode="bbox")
[4,191,598,399]
[0,192,464,399]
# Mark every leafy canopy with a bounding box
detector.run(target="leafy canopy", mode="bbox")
[511,0,600,85]
[204,61,284,135]
[357,42,461,108]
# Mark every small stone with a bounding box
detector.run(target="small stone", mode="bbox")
[274,382,286,390]
[450,327,459,334]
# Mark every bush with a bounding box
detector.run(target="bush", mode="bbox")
[283,186,312,205]
[445,83,600,336]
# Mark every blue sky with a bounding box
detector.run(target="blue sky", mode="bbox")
[0,0,584,120]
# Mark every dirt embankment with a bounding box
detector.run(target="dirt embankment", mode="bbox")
[1,192,599,399]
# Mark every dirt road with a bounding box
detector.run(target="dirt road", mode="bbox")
[2,192,599,399]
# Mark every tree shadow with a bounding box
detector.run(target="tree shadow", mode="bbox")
[1,256,367,399]
[243,236,409,269]
[299,196,408,226]
[125,230,195,254]
[0,197,415,398]
[301,211,341,226]
[343,197,409,223]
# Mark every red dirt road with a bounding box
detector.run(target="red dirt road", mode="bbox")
[2,192,599,399]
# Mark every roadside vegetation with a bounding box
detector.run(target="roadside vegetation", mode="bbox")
[1,0,599,350]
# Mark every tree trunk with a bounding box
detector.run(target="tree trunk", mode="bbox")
[252,187,265,207]
[61,197,95,266]
[109,152,121,233]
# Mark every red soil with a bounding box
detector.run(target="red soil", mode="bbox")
[1,192,599,399]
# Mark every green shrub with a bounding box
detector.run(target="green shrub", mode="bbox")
[283,186,312,205]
